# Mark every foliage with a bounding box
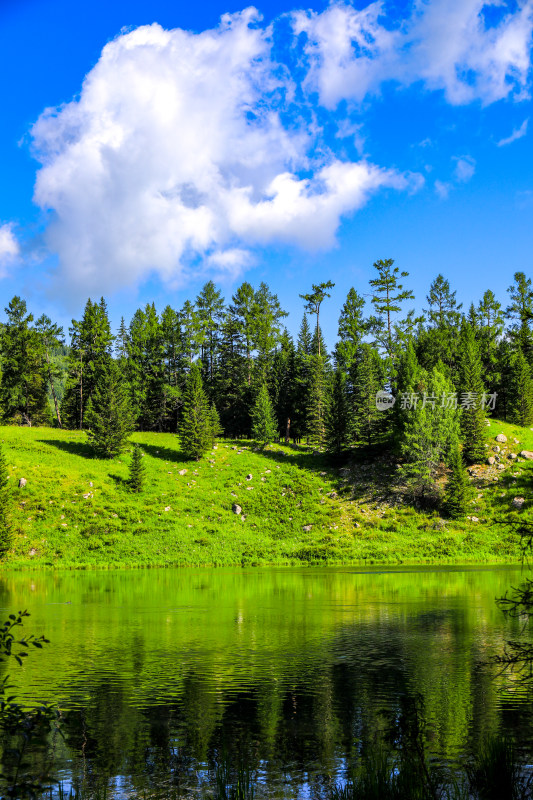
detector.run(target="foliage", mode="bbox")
[458,323,486,465]
[325,368,349,457]
[510,350,533,427]
[369,258,414,360]
[0,610,57,799]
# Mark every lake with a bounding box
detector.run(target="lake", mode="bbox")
[1,565,533,797]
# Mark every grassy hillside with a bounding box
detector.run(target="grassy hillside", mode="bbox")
[1,419,532,568]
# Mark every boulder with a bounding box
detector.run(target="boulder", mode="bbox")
[246,474,253,481]
[18,478,27,488]
[496,433,508,443]
[497,464,505,470]
[520,451,533,460]
[232,503,242,515]
[493,445,501,453]
[512,497,525,510]
[487,456,496,465]
[508,453,517,460]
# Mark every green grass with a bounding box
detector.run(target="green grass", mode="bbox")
[1,419,532,568]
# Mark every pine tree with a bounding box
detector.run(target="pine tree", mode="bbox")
[335,288,372,374]
[350,344,384,447]
[0,297,50,426]
[299,281,335,358]
[458,323,486,465]
[510,350,533,426]
[251,384,278,447]
[0,444,11,557]
[443,443,471,519]
[506,271,533,362]
[398,367,459,503]
[214,313,250,438]
[325,368,349,457]
[369,259,414,360]
[209,403,223,443]
[86,358,134,458]
[306,355,329,448]
[128,444,145,493]
[179,363,212,460]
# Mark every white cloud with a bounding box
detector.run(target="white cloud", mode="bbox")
[435,179,451,198]
[453,155,476,182]
[497,117,529,145]
[31,9,418,299]
[0,223,20,277]
[295,0,533,107]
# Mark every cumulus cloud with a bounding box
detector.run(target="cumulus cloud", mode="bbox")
[31,8,417,299]
[0,223,20,277]
[295,0,533,107]
[497,117,529,145]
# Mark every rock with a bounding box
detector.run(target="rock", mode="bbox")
[354,522,360,529]
[508,453,517,460]
[303,524,313,531]
[232,504,242,515]
[470,516,479,522]
[164,506,171,512]
[246,474,253,480]
[18,478,27,488]
[497,464,505,470]
[320,471,327,476]
[512,497,525,509]
[89,481,93,487]
[513,438,520,444]
[493,445,501,453]
[520,451,533,460]
[178,469,188,475]
[29,548,36,556]
[246,486,253,490]
[265,469,271,474]
[487,456,496,465]
[496,434,508,443]
[82,492,93,499]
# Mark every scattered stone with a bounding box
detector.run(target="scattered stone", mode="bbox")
[178,469,187,475]
[246,486,253,490]
[164,506,171,512]
[493,445,500,453]
[520,450,533,460]
[303,524,313,532]
[487,456,496,465]
[246,474,252,481]
[231,446,237,450]
[18,478,27,488]
[513,438,520,444]
[89,481,93,487]
[470,516,479,522]
[83,492,93,499]
[508,453,517,460]
[497,464,505,470]
[320,471,327,476]
[112,513,118,518]
[265,469,271,474]
[232,504,242,515]
[29,548,36,557]
[354,522,360,528]
[512,497,525,510]
[496,433,508,443]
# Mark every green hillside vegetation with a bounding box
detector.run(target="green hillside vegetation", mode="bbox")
[1,417,531,569]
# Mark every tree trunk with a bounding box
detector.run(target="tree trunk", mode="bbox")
[45,349,62,427]
[285,417,291,443]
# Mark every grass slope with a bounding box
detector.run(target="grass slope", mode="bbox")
[1,419,531,568]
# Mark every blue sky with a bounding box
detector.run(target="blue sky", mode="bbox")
[0,0,532,346]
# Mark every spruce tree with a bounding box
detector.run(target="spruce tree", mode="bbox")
[458,323,486,465]
[306,354,329,448]
[325,368,349,457]
[128,444,145,493]
[209,403,223,443]
[0,444,11,557]
[350,344,384,447]
[443,443,471,519]
[299,281,335,358]
[510,350,533,426]
[369,259,414,360]
[251,384,278,447]
[179,363,212,460]
[86,358,134,458]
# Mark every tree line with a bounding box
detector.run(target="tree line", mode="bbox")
[1,261,533,511]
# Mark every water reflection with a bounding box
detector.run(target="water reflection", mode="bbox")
[1,565,533,796]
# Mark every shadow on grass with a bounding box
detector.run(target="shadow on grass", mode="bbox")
[139,442,188,464]
[37,438,96,460]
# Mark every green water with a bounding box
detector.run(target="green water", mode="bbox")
[1,565,533,796]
